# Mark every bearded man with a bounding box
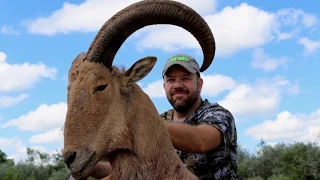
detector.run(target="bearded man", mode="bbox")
[160,54,238,180]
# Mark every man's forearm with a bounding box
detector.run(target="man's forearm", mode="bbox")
[164,121,205,153]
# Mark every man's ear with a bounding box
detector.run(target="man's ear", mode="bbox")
[122,56,157,86]
[198,77,203,93]
[68,52,87,84]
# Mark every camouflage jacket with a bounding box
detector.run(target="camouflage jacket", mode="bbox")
[160,99,238,180]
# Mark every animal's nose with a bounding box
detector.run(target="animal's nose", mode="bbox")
[64,151,76,167]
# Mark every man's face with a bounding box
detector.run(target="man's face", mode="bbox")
[163,65,203,113]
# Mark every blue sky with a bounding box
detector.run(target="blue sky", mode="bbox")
[0,0,319,163]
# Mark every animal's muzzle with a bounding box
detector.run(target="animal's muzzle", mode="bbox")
[64,151,77,168]
[63,147,96,174]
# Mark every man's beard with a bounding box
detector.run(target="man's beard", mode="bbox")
[168,87,200,114]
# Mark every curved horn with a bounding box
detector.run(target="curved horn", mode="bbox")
[85,0,215,72]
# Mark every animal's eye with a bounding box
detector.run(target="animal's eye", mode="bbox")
[95,84,108,92]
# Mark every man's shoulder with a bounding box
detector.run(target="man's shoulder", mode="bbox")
[159,99,235,122]
[160,109,173,121]
[198,99,234,118]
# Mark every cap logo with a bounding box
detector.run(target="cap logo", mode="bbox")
[170,56,189,62]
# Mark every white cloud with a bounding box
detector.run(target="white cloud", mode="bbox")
[219,84,280,117]
[142,73,236,98]
[267,142,278,147]
[245,109,320,143]
[142,74,299,117]
[201,74,236,96]
[142,80,165,98]
[271,8,318,41]
[302,13,319,28]
[136,3,277,57]
[0,137,23,151]
[175,0,217,14]
[22,1,280,57]
[1,102,67,132]
[22,1,320,58]
[276,8,304,26]
[275,28,300,41]
[1,25,20,35]
[0,52,6,62]
[0,52,57,92]
[24,0,217,36]
[0,137,62,164]
[250,48,289,71]
[0,137,26,163]
[0,94,28,108]
[297,37,320,55]
[136,5,318,56]
[275,8,319,28]
[20,0,320,61]
[218,76,299,117]
[29,128,63,144]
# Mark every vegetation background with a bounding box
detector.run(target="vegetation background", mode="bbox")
[0,140,319,180]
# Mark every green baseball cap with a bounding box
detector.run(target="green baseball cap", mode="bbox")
[162,54,200,77]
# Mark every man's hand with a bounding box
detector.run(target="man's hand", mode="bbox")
[87,161,112,179]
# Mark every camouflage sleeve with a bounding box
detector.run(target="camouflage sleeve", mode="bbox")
[159,110,174,122]
[199,108,235,148]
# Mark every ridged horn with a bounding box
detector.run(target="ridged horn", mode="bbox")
[85,0,215,72]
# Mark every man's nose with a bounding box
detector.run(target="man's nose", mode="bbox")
[172,81,184,89]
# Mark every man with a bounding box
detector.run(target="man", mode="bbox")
[78,54,238,180]
[160,54,238,179]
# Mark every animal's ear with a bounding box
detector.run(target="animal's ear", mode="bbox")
[122,56,157,86]
[68,52,87,84]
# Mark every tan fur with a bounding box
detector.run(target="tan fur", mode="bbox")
[63,54,198,180]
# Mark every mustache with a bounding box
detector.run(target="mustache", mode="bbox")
[171,87,189,94]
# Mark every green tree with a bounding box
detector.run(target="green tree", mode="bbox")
[237,140,320,180]
[14,163,49,180]
[2,141,320,180]
[0,150,14,166]
[26,148,50,166]
[47,170,69,180]
[1,166,22,180]
[0,150,7,164]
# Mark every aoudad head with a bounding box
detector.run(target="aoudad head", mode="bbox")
[63,0,216,179]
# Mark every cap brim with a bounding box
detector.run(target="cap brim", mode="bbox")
[162,61,197,77]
